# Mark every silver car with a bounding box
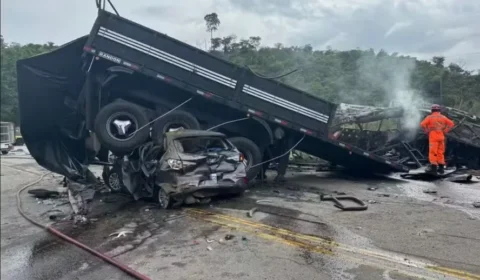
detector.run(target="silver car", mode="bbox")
[115,130,248,208]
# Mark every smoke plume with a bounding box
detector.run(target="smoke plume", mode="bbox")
[356,53,426,132]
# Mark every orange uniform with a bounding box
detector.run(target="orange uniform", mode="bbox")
[420,112,454,166]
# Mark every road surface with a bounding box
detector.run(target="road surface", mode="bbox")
[1,156,480,279]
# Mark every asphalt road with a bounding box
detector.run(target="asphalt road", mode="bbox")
[1,156,480,280]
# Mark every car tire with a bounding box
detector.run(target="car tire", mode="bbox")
[155,185,171,209]
[103,166,126,193]
[94,101,150,154]
[228,137,262,180]
[1,151,8,155]
[151,110,200,145]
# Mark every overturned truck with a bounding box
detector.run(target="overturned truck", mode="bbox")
[18,4,448,206]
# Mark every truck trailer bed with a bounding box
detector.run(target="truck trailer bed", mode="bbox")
[82,10,408,173]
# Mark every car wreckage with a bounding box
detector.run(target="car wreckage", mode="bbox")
[105,130,247,208]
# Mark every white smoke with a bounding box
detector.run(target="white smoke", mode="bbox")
[357,53,426,132]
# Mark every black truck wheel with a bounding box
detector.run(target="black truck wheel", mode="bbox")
[94,101,150,154]
[228,137,262,180]
[151,110,200,145]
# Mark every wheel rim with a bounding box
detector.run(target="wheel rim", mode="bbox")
[106,112,139,142]
[108,172,122,191]
[158,188,170,208]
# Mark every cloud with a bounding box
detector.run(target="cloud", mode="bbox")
[1,0,479,69]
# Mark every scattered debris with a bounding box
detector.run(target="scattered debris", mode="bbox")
[49,213,68,221]
[273,190,280,194]
[377,194,390,197]
[218,239,225,244]
[41,199,56,205]
[242,236,248,241]
[367,187,378,191]
[73,215,89,225]
[423,190,438,194]
[367,200,378,204]
[206,239,215,243]
[355,227,362,230]
[256,199,273,204]
[334,191,346,195]
[207,246,213,251]
[417,229,434,237]
[28,188,60,199]
[321,195,368,211]
[109,230,133,239]
[247,207,258,218]
[225,234,235,241]
[192,240,200,245]
[473,202,480,208]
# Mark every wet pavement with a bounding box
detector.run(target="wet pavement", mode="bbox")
[1,157,480,280]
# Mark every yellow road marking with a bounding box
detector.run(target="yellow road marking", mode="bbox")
[186,208,480,280]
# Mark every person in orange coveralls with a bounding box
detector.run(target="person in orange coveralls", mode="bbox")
[420,104,454,174]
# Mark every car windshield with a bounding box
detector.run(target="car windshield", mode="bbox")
[174,136,231,154]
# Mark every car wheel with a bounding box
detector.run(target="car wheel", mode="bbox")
[107,170,123,192]
[155,186,171,209]
[94,101,150,154]
[228,137,262,180]
[1,151,8,155]
[103,166,126,193]
[151,110,200,145]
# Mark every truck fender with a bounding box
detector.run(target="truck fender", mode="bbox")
[101,66,134,87]
[251,116,274,146]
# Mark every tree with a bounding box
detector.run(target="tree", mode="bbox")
[432,56,445,68]
[220,35,236,53]
[204,13,220,39]
[210,37,222,51]
[1,38,58,123]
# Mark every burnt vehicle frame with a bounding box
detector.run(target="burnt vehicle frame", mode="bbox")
[330,104,480,170]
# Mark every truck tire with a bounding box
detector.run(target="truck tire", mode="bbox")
[94,101,150,154]
[228,137,262,180]
[151,110,200,145]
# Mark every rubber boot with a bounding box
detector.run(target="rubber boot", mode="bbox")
[426,164,438,175]
[438,165,445,175]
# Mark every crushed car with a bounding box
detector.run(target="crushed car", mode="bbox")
[104,130,248,208]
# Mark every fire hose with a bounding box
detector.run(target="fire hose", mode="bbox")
[13,166,151,280]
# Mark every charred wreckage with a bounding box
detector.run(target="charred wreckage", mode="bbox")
[331,103,480,171]
[15,2,479,219]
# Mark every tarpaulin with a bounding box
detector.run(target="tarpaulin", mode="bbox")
[16,36,91,181]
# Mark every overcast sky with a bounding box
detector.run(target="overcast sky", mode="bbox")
[2,0,479,70]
